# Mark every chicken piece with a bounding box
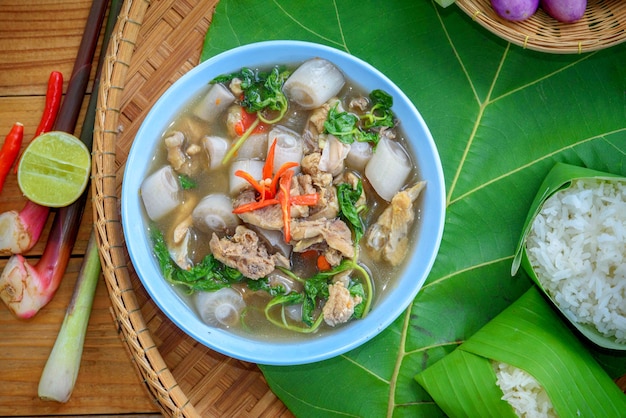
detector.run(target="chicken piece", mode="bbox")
[164,131,187,172]
[170,216,192,270]
[233,189,283,230]
[300,153,339,220]
[301,98,343,154]
[164,131,204,177]
[349,96,369,112]
[290,218,355,260]
[209,226,289,280]
[322,281,362,327]
[365,181,426,266]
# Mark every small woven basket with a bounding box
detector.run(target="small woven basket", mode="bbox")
[92,0,291,416]
[456,0,626,53]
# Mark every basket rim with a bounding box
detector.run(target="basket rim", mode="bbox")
[91,0,199,416]
[455,0,626,54]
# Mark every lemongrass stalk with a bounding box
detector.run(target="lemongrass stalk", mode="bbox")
[0,0,116,319]
[37,230,100,402]
[38,0,121,401]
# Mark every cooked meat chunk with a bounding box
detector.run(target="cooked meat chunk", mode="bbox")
[233,189,284,230]
[209,226,289,280]
[170,215,193,270]
[349,96,369,112]
[233,182,313,230]
[164,131,203,176]
[290,218,355,260]
[322,281,362,327]
[300,153,339,220]
[301,99,339,153]
[365,181,426,266]
[165,131,187,172]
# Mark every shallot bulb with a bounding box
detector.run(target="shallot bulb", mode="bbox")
[195,287,245,328]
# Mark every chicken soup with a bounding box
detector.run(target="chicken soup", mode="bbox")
[140,58,425,341]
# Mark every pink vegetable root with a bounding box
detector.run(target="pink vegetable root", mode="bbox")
[0,200,50,255]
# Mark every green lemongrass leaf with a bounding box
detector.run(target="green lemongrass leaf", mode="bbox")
[38,231,101,402]
[459,287,626,417]
[416,350,516,418]
[511,163,626,351]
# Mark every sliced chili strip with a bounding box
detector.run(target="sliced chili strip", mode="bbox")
[232,198,279,214]
[234,169,268,198]
[278,170,295,243]
[290,194,319,206]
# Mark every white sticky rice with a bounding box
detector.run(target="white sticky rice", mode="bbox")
[493,362,556,418]
[526,178,626,344]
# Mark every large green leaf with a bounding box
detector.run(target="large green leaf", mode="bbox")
[201,0,626,416]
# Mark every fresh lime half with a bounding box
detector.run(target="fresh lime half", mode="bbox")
[17,131,91,207]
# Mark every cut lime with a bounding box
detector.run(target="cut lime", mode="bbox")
[17,131,91,208]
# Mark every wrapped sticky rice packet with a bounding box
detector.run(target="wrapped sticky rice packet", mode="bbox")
[415,287,626,417]
[512,163,626,350]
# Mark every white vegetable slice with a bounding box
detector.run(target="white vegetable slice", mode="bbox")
[229,159,265,195]
[140,165,181,220]
[193,83,236,122]
[283,58,345,109]
[195,287,245,328]
[237,133,268,160]
[346,140,373,171]
[192,193,240,234]
[365,137,412,201]
[202,135,229,170]
[268,125,303,173]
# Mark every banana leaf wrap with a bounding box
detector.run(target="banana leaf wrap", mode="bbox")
[415,287,626,417]
[511,162,626,350]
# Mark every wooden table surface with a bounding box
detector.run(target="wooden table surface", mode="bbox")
[1,1,167,416]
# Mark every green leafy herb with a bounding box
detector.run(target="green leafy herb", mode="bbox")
[337,180,365,242]
[362,89,394,129]
[348,282,366,319]
[150,226,243,293]
[178,174,196,190]
[212,65,291,164]
[324,103,378,145]
[211,66,290,120]
[265,259,373,332]
[323,89,395,146]
[247,277,286,297]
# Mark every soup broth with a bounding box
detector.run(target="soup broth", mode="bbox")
[140,58,424,341]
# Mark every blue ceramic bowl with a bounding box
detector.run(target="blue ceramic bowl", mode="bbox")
[121,40,445,365]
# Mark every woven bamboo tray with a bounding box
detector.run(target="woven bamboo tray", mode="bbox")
[456,0,626,53]
[91,0,292,416]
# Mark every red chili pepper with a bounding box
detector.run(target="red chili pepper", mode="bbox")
[36,71,64,136]
[0,122,25,193]
[234,108,268,136]
[14,71,63,173]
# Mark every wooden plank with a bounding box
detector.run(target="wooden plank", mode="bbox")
[0,0,160,415]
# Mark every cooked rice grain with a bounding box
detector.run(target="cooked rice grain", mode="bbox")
[526,178,626,344]
[493,362,557,418]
